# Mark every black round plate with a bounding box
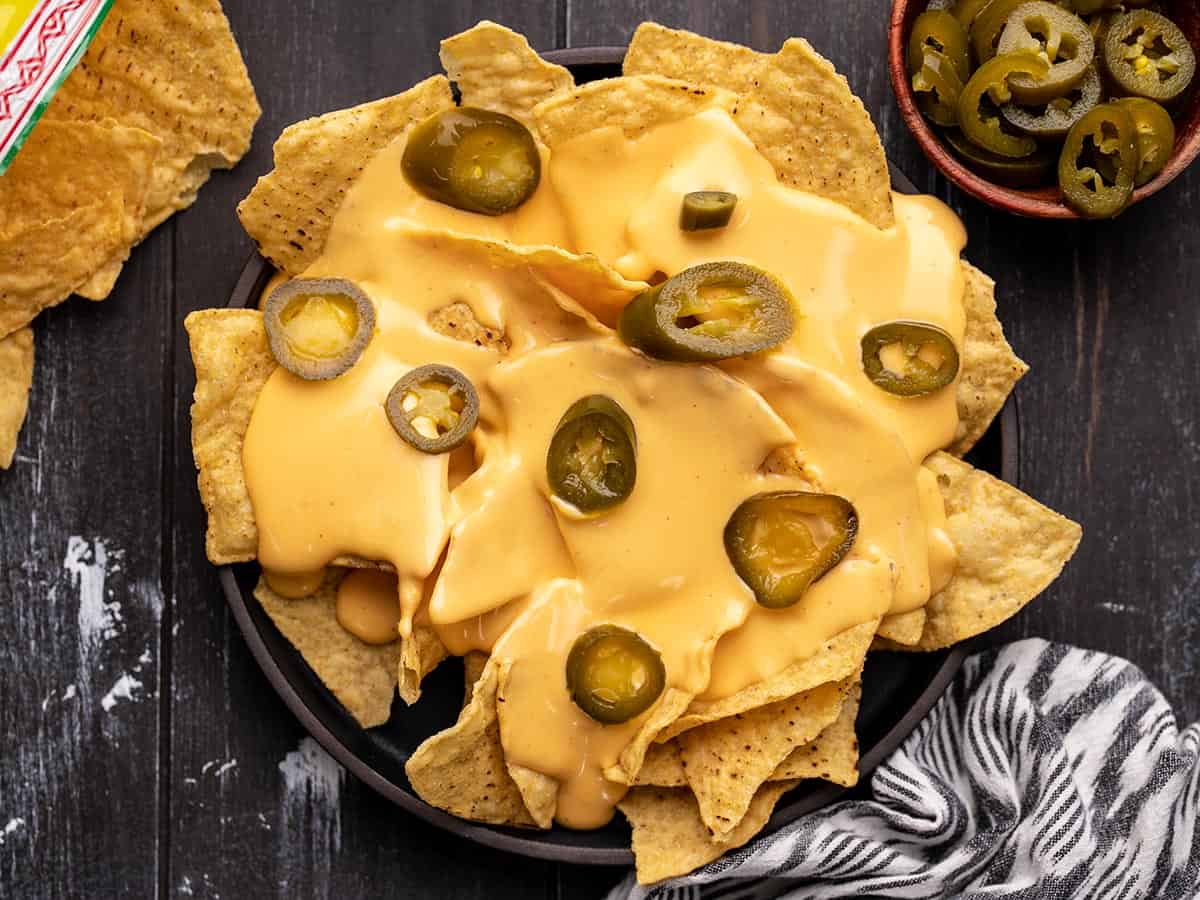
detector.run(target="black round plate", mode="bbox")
[218,47,1019,866]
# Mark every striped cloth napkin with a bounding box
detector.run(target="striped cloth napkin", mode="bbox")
[608,639,1200,900]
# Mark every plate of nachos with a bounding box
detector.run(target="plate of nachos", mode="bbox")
[185,22,1081,884]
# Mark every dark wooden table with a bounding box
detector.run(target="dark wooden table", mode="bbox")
[2,1,1197,897]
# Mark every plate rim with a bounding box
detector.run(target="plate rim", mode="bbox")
[215,45,1019,866]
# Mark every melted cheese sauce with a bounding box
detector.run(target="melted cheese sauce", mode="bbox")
[245,104,965,829]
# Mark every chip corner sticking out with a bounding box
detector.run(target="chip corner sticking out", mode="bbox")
[238,75,454,276]
[531,73,738,149]
[253,575,400,728]
[399,624,450,706]
[680,675,850,838]
[406,658,541,828]
[875,607,927,646]
[185,308,276,564]
[0,327,36,470]
[440,21,574,123]
[772,678,862,786]
[620,778,799,885]
[951,260,1029,457]
[623,22,894,229]
[914,451,1082,650]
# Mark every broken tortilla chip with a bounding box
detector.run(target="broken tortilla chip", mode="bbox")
[185,309,276,564]
[45,0,260,239]
[0,327,35,469]
[772,679,861,785]
[875,607,927,646]
[440,21,574,124]
[678,676,852,838]
[0,194,128,338]
[406,658,539,827]
[624,22,893,229]
[951,261,1029,457]
[884,453,1082,651]
[399,624,449,706]
[620,779,798,884]
[254,575,399,728]
[0,119,160,249]
[658,619,877,742]
[462,651,489,706]
[238,76,454,275]
[531,73,737,147]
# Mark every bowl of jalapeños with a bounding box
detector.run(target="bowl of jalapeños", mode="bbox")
[890,0,1200,218]
[190,25,1081,884]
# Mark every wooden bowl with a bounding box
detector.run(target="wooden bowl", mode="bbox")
[888,0,1200,218]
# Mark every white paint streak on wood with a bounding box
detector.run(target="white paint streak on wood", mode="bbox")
[100,673,144,712]
[278,738,344,894]
[64,537,117,651]
[0,818,26,845]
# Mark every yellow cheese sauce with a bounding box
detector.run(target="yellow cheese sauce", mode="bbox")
[244,103,966,829]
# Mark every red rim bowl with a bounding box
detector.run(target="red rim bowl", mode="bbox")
[888,0,1200,218]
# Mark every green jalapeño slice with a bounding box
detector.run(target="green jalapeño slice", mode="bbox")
[1116,97,1176,186]
[401,107,541,215]
[996,2,1095,104]
[263,278,376,381]
[386,364,480,454]
[680,191,738,230]
[861,321,960,396]
[566,625,666,724]
[724,492,859,609]
[1058,102,1139,218]
[546,395,637,514]
[957,52,1051,158]
[618,261,795,362]
[1104,10,1196,103]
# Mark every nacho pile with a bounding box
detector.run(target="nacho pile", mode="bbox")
[187,21,1080,883]
[0,0,260,469]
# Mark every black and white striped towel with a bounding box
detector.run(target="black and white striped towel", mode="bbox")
[608,639,1200,900]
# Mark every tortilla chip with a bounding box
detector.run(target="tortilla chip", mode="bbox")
[184,309,276,564]
[605,688,694,786]
[772,679,861,785]
[237,76,454,275]
[440,21,573,124]
[45,0,260,236]
[76,259,127,302]
[462,651,489,705]
[0,119,160,246]
[429,302,510,353]
[637,680,862,789]
[658,619,877,742]
[635,740,688,788]
[406,658,539,827]
[678,676,851,838]
[0,194,127,339]
[951,262,1028,457]
[875,608,927,646]
[398,625,449,706]
[506,763,558,829]
[0,327,35,469]
[890,453,1082,651]
[620,779,798,884]
[398,226,642,332]
[254,576,399,728]
[624,23,893,229]
[532,73,737,147]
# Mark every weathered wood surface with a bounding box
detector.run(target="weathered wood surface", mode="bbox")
[0,1,1197,897]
